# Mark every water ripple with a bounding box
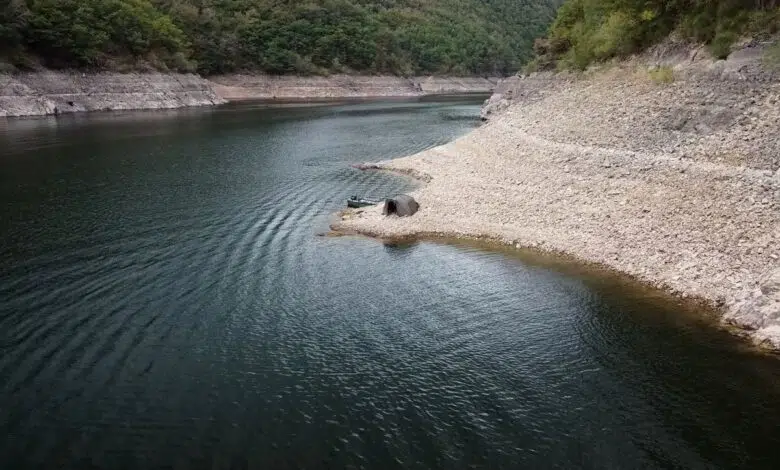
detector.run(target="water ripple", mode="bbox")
[2,100,780,469]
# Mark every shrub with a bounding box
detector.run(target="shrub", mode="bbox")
[171,51,196,73]
[710,31,737,59]
[763,42,780,70]
[648,66,674,84]
[523,57,542,74]
[678,10,718,43]
[591,11,640,60]
[533,38,551,56]
[746,8,780,37]
[542,1,780,72]
[548,37,572,55]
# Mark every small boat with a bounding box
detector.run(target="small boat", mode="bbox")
[347,196,380,208]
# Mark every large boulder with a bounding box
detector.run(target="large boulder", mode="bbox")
[383,195,419,217]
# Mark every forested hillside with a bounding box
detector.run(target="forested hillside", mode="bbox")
[0,0,560,76]
[530,0,780,71]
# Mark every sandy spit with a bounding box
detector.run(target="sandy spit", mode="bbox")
[334,60,780,349]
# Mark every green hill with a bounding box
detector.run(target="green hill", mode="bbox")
[530,0,780,71]
[0,0,560,76]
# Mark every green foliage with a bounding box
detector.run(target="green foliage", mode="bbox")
[710,31,738,59]
[1,0,561,75]
[763,41,780,69]
[538,0,780,71]
[523,56,543,74]
[7,0,189,69]
[745,7,780,37]
[591,11,640,59]
[0,1,26,48]
[648,65,674,83]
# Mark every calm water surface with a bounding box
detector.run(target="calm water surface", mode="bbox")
[1,99,780,469]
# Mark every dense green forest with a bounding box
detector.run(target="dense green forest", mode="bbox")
[531,0,780,71]
[0,0,560,75]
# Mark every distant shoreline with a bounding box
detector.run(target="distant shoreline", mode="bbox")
[222,92,491,104]
[0,71,498,118]
[208,74,497,102]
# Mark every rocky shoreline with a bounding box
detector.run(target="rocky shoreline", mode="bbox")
[0,71,496,117]
[0,71,225,117]
[335,42,780,350]
[210,74,497,101]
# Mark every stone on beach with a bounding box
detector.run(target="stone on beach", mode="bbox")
[383,195,420,217]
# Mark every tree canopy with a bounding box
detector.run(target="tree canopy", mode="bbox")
[530,0,780,71]
[0,0,561,75]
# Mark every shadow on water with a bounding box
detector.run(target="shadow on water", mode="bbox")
[2,98,780,469]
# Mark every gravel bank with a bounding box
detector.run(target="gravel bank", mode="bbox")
[335,45,780,349]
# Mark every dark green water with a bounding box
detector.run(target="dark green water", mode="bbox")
[1,99,780,469]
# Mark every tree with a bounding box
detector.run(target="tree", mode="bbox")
[3,0,563,75]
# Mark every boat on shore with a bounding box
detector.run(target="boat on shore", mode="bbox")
[347,196,380,208]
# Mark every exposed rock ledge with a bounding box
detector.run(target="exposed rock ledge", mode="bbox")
[0,72,497,117]
[335,41,780,350]
[208,74,497,100]
[0,71,225,117]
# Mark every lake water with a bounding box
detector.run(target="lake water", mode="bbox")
[2,99,780,469]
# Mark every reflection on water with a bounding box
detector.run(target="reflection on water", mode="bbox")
[1,99,779,469]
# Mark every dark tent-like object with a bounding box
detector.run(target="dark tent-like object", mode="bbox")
[383,195,419,217]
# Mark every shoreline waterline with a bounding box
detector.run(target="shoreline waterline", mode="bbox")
[0,70,497,118]
[334,119,779,350]
[331,217,780,356]
[221,92,492,104]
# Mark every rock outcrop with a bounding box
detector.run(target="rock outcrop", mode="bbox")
[0,71,225,117]
[480,72,571,121]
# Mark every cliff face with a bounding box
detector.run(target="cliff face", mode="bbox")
[209,75,498,101]
[0,71,225,117]
[337,40,780,349]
